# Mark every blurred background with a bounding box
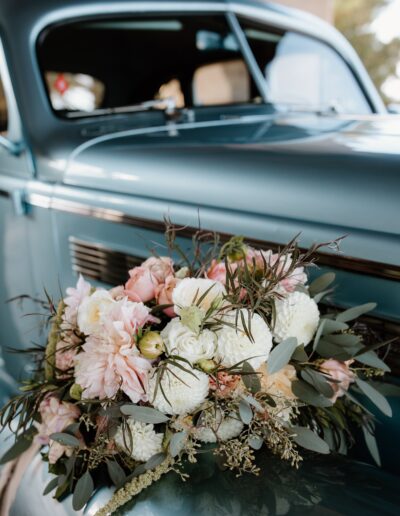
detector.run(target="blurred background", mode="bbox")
[275,0,400,106]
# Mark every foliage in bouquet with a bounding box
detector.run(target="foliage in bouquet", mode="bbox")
[0,224,394,515]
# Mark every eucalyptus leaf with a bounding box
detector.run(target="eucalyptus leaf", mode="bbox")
[309,272,336,297]
[321,320,349,335]
[291,345,308,363]
[301,368,335,398]
[356,378,392,417]
[336,303,376,322]
[325,334,361,348]
[316,339,353,361]
[239,400,253,425]
[169,431,188,457]
[241,362,261,394]
[267,337,298,375]
[121,405,170,424]
[292,380,333,407]
[313,289,334,303]
[291,426,330,454]
[144,452,167,470]
[355,351,390,372]
[49,433,80,447]
[43,476,59,496]
[106,460,126,486]
[362,426,381,466]
[242,394,264,412]
[248,436,264,450]
[313,320,326,351]
[0,430,35,464]
[72,471,94,511]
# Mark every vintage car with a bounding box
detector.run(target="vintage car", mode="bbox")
[0,0,399,514]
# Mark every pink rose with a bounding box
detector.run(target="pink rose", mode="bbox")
[320,359,355,403]
[109,285,125,300]
[207,259,239,287]
[142,256,174,284]
[155,275,180,317]
[125,266,157,302]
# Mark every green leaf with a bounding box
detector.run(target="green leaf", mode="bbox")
[362,426,381,466]
[0,430,34,464]
[239,400,253,425]
[313,319,326,351]
[242,394,263,412]
[106,460,126,486]
[241,362,261,394]
[267,337,298,375]
[169,431,188,458]
[49,433,80,447]
[336,303,377,323]
[325,334,361,348]
[309,272,336,297]
[120,405,170,424]
[291,426,330,454]
[356,378,392,417]
[292,380,333,407]
[355,351,390,372]
[316,339,354,361]
[321,320,349,335]
[43,476,59,496]
[144,452,166,470]
[301,368,335,398]
[248,436,263,450]
[72,470,94,511]
[291,345,308,363]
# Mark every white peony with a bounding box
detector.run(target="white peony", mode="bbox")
[148,364,209,415]
[215,310,273,370]
[114,418,163,462]
[194,409,244,443]
[161,318,216,364]
[273,291,320,346]
[77,289,115,335]
[172,278,225,315]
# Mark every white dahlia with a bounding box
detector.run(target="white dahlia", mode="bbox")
[215,310,273,370]
[172,278,225,315]
[273,291,320,346]
[114,418,163,462]
[148,364,209,415]
[161,318,216,364]
[77,289,115,335]
[194,410,244,443]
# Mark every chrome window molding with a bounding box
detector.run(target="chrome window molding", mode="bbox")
[27,192,400,283]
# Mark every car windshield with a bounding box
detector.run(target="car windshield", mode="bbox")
[37,15,262,118]
[37,13,372,118]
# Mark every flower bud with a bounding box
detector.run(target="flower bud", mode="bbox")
[69,383,83,400]
[198,359,217,373]
[139,331,165,359]
[175,266,190,279]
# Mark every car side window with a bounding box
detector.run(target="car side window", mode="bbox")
[239,18,372,114]
[0,74,8,133]
[37,15,261,118]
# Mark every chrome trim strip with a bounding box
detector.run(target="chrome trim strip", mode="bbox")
[27,193,400,283]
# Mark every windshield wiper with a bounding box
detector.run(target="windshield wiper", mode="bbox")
[65,97,177,119]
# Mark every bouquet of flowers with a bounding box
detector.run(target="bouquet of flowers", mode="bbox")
[0,226,393,515]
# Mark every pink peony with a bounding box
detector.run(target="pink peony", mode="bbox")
[63,275,91,326]
[155,275,180,317]
[320,359,355,403]
[142,256,174,284]
[38,396,80,445]
[125,266,158,302]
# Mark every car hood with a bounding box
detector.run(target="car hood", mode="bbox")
[63,114,400,238]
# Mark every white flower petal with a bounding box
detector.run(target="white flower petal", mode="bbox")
[115,419,163,462]
[172,278,225,315]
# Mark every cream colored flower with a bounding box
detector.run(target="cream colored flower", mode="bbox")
[161,318,216,364]
[172,278,225,315]
[215,310,273,370]
[148,364,209,415]
[114,418,163,462]
[273,291,319,346]
[194,409,244,443]
[77,289,115,335]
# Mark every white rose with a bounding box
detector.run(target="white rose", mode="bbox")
[77,289,114,335]
[172,278,225,316]
[215,310,273,370]
[273,291,320,346]
[148,364,209,415]
[161,319,216,365]
[194,409,244,443]
[114,419,163,462]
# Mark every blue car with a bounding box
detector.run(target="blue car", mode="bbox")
[0,0,399,514]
